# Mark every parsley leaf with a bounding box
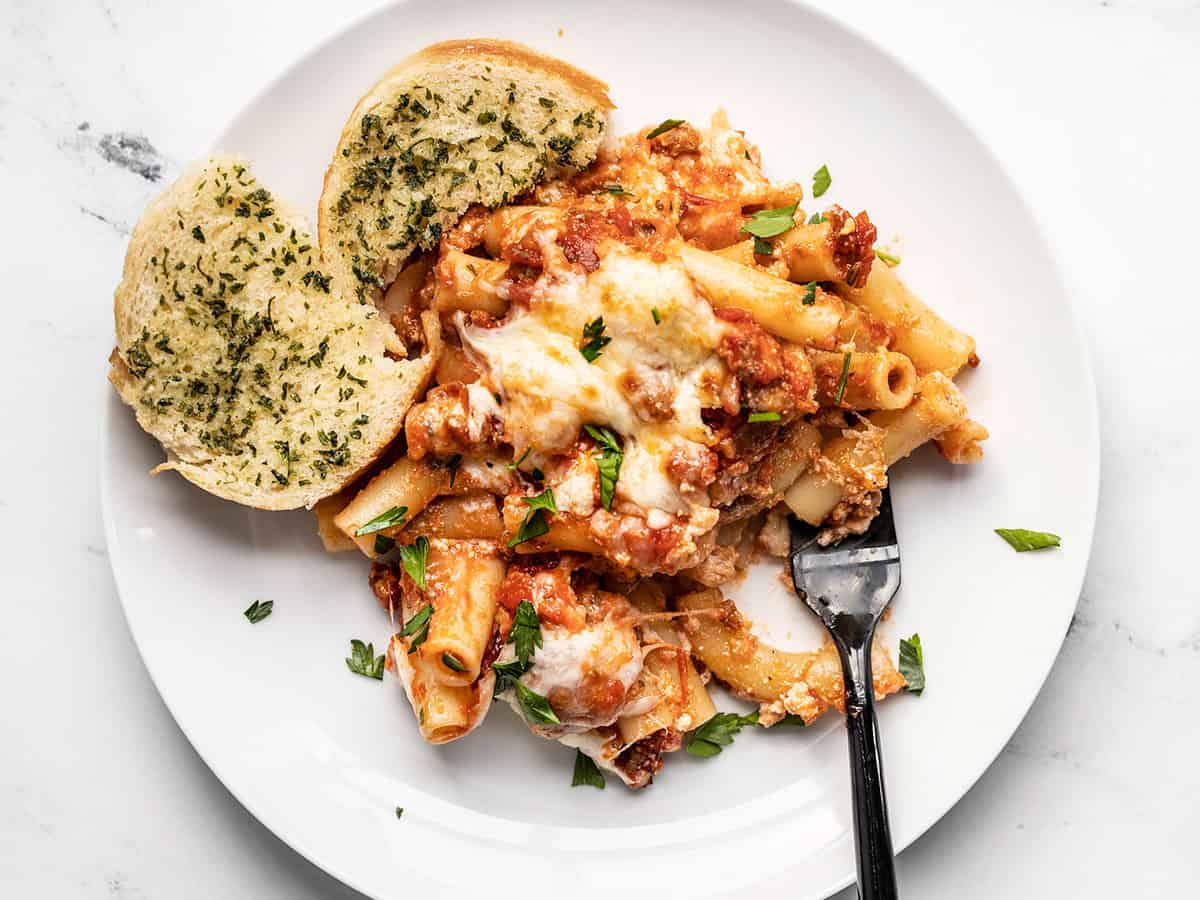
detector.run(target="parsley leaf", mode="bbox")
[584,425,623,512]
[646,118,684,139]
[394,807,404,819]
[509,599,543,666]
[812,164,832,198]
[739,203,798,239]
[808,212,827,225]
[243,599,272,624]
[524,488,558,515]
[345,639,385,680]
[191,225,205,243]
[995,528,1061,552]
[875,249,901,266]
[491,659,528,696]
[834,351,852,404]
[514,679,561,726]
[899,634,925,695]
[397,536,430,590]
[579,317,611,363]
[492,601,544,694]
[571,750,606,789]
[506,447,532,470]
[747,411,781,424]
[374,534,395,554]
[355,505,408,536]
[434,453,462,488]
[686,710,760,757]
[442,652,467,673]
[753,235,773,256]
[398,603,433,654]
[508,510,550,547]
[802,281,817,305]
[508,489,557,547]
[651,307,661,325]
[600,183,637,199]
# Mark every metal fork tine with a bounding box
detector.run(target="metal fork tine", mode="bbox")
[788,485,901,634]
[788,488,897,559]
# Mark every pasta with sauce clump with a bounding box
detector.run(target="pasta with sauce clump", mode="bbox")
[330,106,984,788]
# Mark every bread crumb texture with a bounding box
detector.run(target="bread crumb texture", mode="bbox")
[111,157,426,509]
[320,39,611,303]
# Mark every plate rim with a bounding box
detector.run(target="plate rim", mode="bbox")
[99,2,1101,897]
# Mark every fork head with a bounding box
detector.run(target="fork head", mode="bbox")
[789,487,902,651]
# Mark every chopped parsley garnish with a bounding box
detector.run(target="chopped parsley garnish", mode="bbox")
[600,183,637,199]
[898,634,925,695]
[686,710,760,757]
[802,281,818,305]
[243,599,272,624]
[433,453,463,487]
[571,750,606,789]
[651,307,662,325]
[812,164,832,198]
[747,411,782,424]
[808,212,827,224]
[492,600,543,695]
[374,534,395,554]
[584,425,623,512]
[739,202,798,239]
[355,505,408,536]
[397,536,430,590]
[875,249,901,266]
[491,659,528,696]
[753,236,773,256]
[995,528,1061,552]
[442,652,467,673]
[395,807,404,819]
[507,447,532,470]
[646,118,685,139]
[507,489,557,547]
[513,680,560,726]
[509,599,543,666]
[579,317,611,363]
[398,603,433,654]
[191,225,205,243]
[345,639,385,680]
[834,351,852,404]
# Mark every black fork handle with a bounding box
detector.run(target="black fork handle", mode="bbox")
[840,640,899,900]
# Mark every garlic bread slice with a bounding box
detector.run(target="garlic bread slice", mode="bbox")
[110,157,433,510]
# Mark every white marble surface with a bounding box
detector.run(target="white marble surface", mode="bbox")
[1,0,1197,896]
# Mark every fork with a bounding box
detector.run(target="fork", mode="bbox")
[789,487,901,900]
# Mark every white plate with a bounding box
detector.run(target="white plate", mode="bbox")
[101,2,1099,897]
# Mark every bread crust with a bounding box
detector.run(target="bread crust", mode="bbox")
[393,39,612,111]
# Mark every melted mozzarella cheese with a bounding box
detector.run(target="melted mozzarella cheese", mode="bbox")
[552,453,598,516]
[458,245,727,514]
[464,383,501,441]
[496,616,643,730]
[702,122,771,194]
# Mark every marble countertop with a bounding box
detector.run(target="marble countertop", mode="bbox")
[2,0,1197,895]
